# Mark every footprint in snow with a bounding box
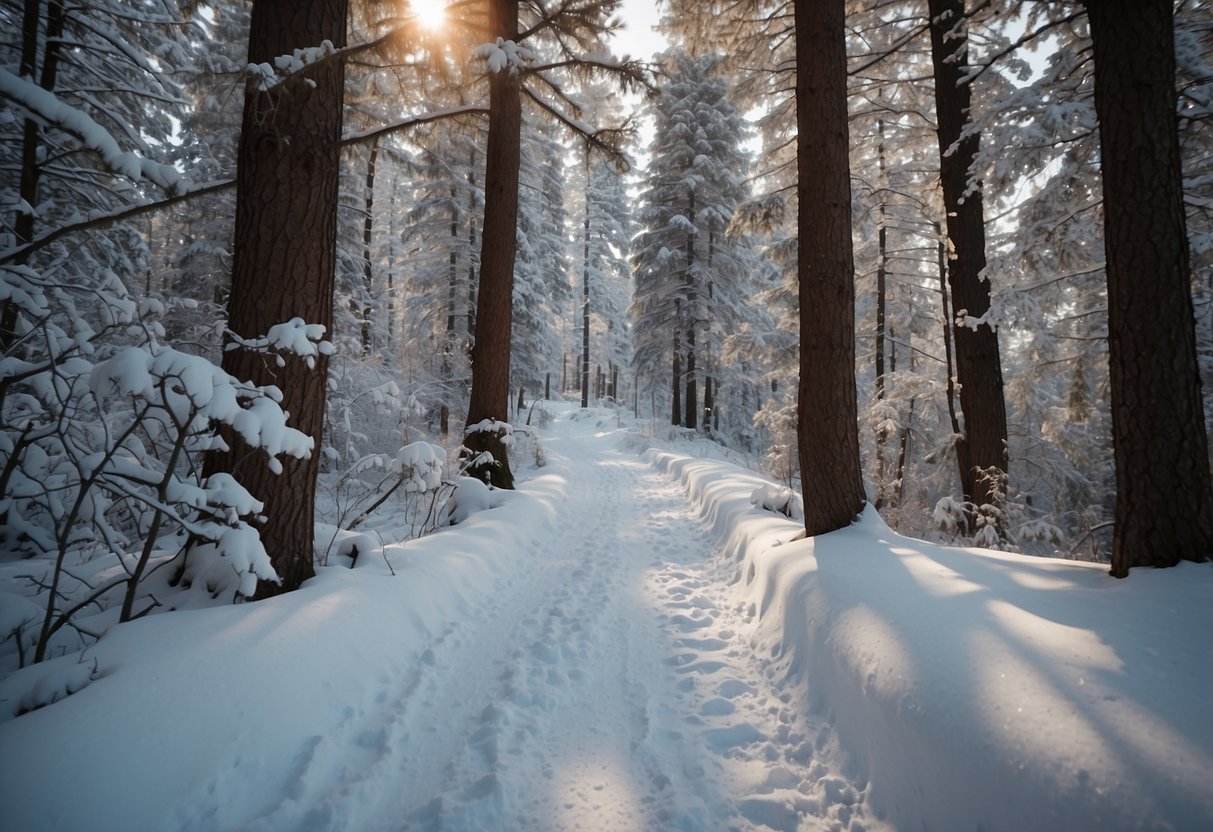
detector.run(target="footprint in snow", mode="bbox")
[717,679,755,699]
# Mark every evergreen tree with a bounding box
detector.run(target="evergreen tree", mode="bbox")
[205,0,348,596]
[401,116,485,435]
[1084,0,1213,576]
[928,0,1009,535]
[511,111,570,404]
[578,143,633,405]
[794,0,867,535]
[631,50,754,430]
[464,0,643,486]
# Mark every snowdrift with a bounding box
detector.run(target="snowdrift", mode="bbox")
[647,449,1213,831]
[0,470,566,831]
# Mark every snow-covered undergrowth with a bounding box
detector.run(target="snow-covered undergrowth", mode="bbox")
[2,403,1209,831]
[0,458,560,830]
[648,450,1213,831]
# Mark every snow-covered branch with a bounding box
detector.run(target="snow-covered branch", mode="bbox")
[0,68,182,193]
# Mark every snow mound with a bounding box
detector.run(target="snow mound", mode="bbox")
[447,476,500,525]
[750,482,803,520]
[647,449,1213,832]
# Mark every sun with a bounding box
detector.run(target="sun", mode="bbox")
[410,0,447,31]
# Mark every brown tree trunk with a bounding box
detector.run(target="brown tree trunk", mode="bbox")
[1085,0,1213,576]
[467,149,478,342]
[581,145,591,409]
[441,185,458,435]
[936,220,967,513]
[874,120,888,506]
[928,0,1009,523]
[465,0,520,489]
[685,188,697,430]
[2,0,65,353]
[360,137,378,355]
[685,340,697,430]
[671,326,682,426]
[794,0,867,535]
[206,0,347,597]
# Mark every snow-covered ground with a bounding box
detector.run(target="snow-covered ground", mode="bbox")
[1,403,1210,831]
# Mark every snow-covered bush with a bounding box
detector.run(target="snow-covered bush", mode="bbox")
[0,269,314,676]
[510,424,546,470]
[754,397,799,487]
[750,483,804,521]
[320,441,452,553]
[445,476,496,525]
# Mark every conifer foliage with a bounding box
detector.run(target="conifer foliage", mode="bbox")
[631,50,759,434]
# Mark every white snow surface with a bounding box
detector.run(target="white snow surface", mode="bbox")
[0,403,1209,831]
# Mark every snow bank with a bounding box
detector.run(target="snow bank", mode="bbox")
[0,466,570,831]
[646,449,1213,832]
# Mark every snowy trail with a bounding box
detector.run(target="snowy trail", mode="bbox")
[244,406,877,832]
[4,407,1209,832]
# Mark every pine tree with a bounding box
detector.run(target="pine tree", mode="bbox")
[1084,0,1213,576]
[205,0,348,596]
[401,116,485,435]
[511,111,570,404]
[578,142,633,405]
[631,50,754,430]
[928,0,1009,534]
[464,0,643,485]
[794,0,867,535]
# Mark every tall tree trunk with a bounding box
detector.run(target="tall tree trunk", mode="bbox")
[1085,0,1213,576]
[684,188,697,430]
[936,220,965,502]
[581,145,591,409]
[467,147,478,342]
[874,120,888,506]
[387,181,398,349]
[928,0,1009,523]
[465,0,520,489]
[3,0,65,353]
[360,137,378,355]
[441,185,458,436]
[672,325,682,426]
[794,0,867,535]
[206,0,348,597]
[685,339,697,430]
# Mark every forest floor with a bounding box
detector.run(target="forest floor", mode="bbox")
[379,406,876,831]
[1,402,1209,831]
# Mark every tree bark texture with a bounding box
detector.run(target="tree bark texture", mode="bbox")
[928,0,1009,518]
[3,0,65,353]
[465,0,520,489]
[874,120,888,504]
[206,0,347,597]
[672,325,682,426]
[1085,0,1213,576]
[685,188,697,430]
[360,137,378,355]
[582,147,591,409]
[794,0,867,536]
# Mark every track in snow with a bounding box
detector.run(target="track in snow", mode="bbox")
[254,406,881,832]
